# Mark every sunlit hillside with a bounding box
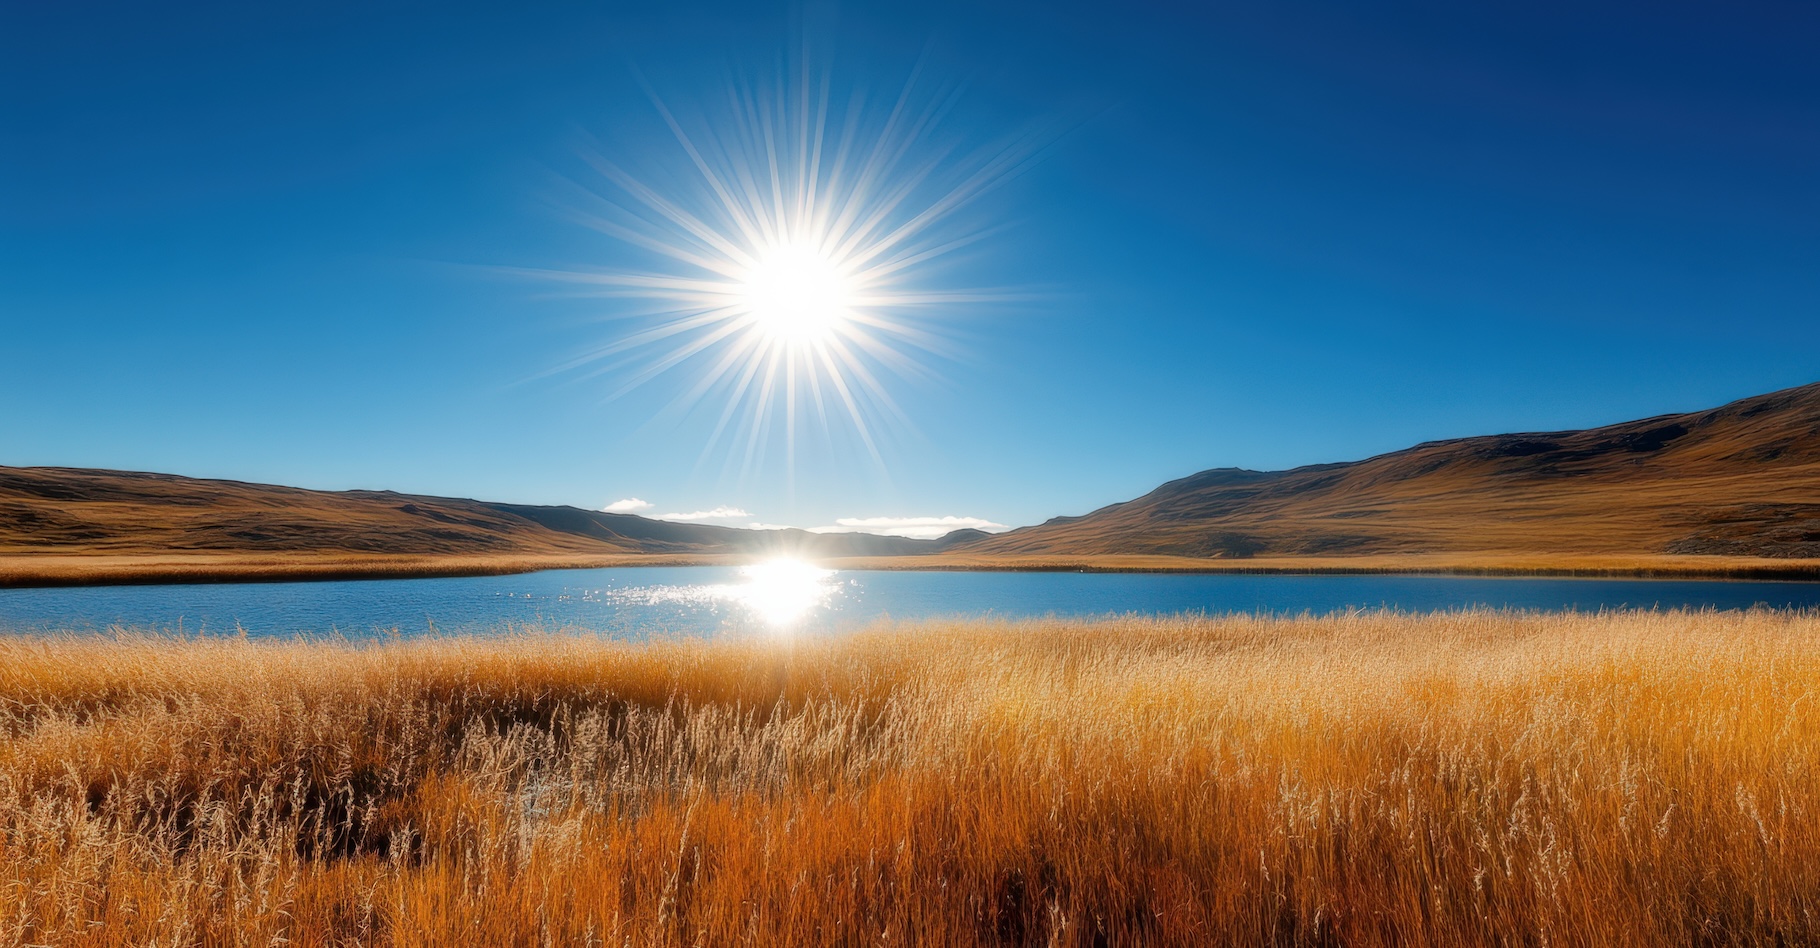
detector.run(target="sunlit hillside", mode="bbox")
[4,610,1817,946]
[7,381,1820,590]
[969,380,1820,560]
[0,467,958,587]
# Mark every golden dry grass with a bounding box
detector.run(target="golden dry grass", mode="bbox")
[2,610,1818,946]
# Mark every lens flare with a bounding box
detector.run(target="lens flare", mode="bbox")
[739,241,853,345]
[527,61,1045,476]
[734,559,835,628]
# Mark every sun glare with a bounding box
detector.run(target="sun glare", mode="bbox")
[738,241,853,345]
[531,60,1044,474]
[735,558,835,627]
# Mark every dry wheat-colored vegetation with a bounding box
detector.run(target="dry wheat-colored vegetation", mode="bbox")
[2,609,1818,946]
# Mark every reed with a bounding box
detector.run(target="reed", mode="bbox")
[2,609,1816,946]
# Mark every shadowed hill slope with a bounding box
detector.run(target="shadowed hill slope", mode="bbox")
[957,381,1820,559]
[0,467,950,560]
[5,381,1818,584]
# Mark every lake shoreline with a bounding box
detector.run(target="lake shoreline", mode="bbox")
[5,550,1820,589]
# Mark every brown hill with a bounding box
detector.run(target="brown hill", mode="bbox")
[6,381,1819,586]
[0,466,953,566]
[957,381,1820,560]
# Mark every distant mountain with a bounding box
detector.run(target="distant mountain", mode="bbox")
[6,381,1818,578]
[0,467,970,559]
[954,381,1820,559]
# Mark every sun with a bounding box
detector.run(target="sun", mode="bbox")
[529,60,1043,474]
[738,240,854,346]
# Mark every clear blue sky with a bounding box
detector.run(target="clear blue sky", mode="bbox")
[4,1,1817,535]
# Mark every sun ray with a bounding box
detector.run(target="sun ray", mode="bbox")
[536,58,1042,476]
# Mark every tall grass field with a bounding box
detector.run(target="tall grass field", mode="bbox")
[3,610,1816,945]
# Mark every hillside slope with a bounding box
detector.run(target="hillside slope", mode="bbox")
[6,381,1819,586]
[959,381,1820,559]
[0,467,948,561]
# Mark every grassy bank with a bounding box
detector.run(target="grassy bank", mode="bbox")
[5,551,1820,589]
[3,610,1817,945]
[836,551,1820,580]
[0,553,733,589]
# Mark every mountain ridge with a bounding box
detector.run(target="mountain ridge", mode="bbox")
[954,380,1820,559]
[3,380,1818,586]
[0,465,973,562]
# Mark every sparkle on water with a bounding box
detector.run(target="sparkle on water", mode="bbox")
[601,558,837,630]
[733,559,837,627]
[10,571,1820,640]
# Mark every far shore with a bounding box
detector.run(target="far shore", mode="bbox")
[5,550,1820,589]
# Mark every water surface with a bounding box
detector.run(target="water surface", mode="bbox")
[2,566,1817,638]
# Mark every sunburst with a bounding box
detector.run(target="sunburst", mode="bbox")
[529,61,1041,478]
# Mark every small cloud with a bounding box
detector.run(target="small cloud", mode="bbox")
[809,515,1011,540]
[743,522,796,531]
[602,498,653,514]
[655,506,752,522]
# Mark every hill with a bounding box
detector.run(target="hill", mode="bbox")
[5,381,1820,586]
[0,467,956,585]
[956,381,1820,560]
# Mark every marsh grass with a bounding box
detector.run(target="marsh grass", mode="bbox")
[2,609,1817,945]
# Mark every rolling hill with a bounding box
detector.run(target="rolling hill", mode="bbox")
[4,381,1818,586]
[957,381,1820,560]
[0,466,958,585]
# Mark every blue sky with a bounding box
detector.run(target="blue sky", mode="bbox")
[4,1,1817,536]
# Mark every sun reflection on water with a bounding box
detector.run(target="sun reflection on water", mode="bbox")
[732,560,837,628]
[583,560,839,631]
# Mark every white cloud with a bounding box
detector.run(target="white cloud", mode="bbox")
[808,515,1011,540]
[611,508,1008,539]
[655,506,752,522]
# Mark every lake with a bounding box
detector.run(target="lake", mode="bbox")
[2,564,1818,637]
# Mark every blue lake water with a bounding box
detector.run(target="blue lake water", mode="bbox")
[1,566,1818,638]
